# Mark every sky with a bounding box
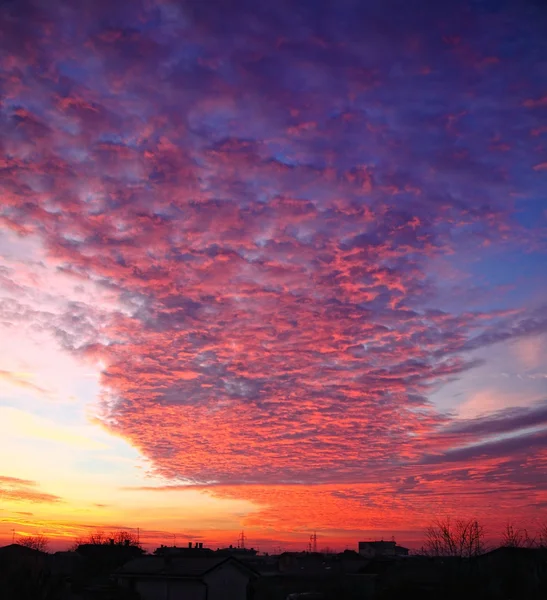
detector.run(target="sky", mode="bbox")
[0,0,546,553]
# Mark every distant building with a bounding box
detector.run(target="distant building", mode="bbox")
[116,555,259,600]
[217,545,258,557]
[154,542,213,557]
[358,540,409,558]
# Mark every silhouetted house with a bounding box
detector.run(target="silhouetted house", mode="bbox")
[358,540,409,558]
[471,546,547,599]
[0,543,50,600]
[0,543,48,563]
[48,550,86,598]
[116,555,259,600]
[336,550,368,573]
[235,553,279,576]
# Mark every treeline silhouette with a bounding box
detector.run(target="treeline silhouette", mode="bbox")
[421,517,547,557]
[17,533,49,552]
[377,517,547,600]
[69,530,142,551]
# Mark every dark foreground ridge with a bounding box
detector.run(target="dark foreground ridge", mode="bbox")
[2,538,547,600]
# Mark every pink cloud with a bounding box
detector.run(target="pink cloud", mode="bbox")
[0,0,546,537]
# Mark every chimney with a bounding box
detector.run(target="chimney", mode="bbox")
[188,542,192,549]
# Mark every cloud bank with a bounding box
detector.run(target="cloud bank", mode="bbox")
[1,0,546,532]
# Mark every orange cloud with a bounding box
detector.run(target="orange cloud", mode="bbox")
[0,476,62,504]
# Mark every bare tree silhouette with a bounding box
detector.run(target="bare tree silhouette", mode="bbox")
[539,523,547,548]
[422,517,485,557]
[18,534,48,552]
[501,523,535,548]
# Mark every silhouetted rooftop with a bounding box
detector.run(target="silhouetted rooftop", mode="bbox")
[118,555,259,578]
[0,543,47,558]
